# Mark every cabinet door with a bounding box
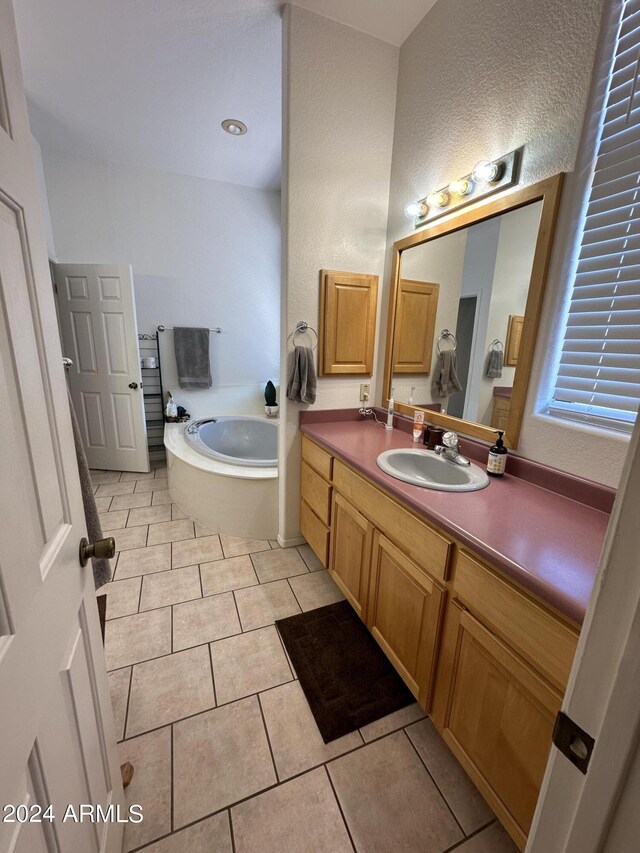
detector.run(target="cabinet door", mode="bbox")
[319,269,378,375]
[392,279,439,374]
[368,533,445,707]
[329,492,373,620]
[434,602,561,850]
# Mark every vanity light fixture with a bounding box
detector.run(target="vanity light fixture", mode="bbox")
[405,147,523,228]
[221,119,247,136]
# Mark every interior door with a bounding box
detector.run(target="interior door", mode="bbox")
[54,262,149,472]
[0,3,124,851]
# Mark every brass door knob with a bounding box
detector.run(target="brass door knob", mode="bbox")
[79,537,116,567]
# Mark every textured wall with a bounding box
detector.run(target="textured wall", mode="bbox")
[380,0,629,486]
[43,149,281,417]
[280,5,398,541]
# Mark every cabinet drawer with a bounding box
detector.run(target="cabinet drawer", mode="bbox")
[301,435,333,481]
[301,461,331,525]
[333,459,452,582]
[300,500,329,568]
[453,550,578,690]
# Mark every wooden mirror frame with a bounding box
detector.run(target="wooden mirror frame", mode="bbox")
[382,173,565,448]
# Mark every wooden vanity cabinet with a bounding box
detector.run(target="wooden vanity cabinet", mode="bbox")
[329,492,374,621]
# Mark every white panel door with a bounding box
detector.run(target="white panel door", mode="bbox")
[55,262,149,473]
[0,3,125,852]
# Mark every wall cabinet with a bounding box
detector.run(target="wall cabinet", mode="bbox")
[392,279,439,374]
[319,269,378,375]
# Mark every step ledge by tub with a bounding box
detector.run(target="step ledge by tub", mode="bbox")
[164,422,278,480]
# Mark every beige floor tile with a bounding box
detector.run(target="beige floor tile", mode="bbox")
[328,731,463,853]
[269,540,281,549]
[139,565,201,611]
[98,576,141,619]
[234,580,301,631]
[173,593,241,651]
[194,521,214,537]
[111,491,153,511]
[147,519,194,546]
[231,767,352,853]
[171,504,188,520]
[115,544,172,580]
[105,608,171,670]
[200,555,259,596]
[210,627,292,705]
[288,570,344,611]
[95,495,113,513]
[153,466,168,478]
[172,534,223,568]
[297,543,324,572]
[108,667,131,741]
[151,489,173,505]
[135,477,168,493]
[406,718,494,834]
[126,645,215,737]
[359,703,425,742]
[128,504,172,527]
[250,548,308,583]
[119,470,156,481]
[173,696,276,828]
[103,525,149,552]
[96,481,136,497]
[90,470,122,485]
[120,727,171,852]
[136,812,232,853]
[99,509,129,530]
[220,534,271,559]
[260,681,362,781]
[454,822,518,852]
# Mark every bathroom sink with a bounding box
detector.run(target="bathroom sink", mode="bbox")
[376,448,489,492]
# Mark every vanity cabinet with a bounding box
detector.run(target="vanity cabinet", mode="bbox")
[329,492,373,621]
[299,436,333,567]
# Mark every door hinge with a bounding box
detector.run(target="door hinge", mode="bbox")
[552,711,595,775]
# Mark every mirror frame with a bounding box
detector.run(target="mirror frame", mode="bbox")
[382,173,565,448]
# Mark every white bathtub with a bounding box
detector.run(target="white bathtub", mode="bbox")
[164,417,278,540]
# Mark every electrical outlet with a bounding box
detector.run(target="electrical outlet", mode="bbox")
[359,383,370,402]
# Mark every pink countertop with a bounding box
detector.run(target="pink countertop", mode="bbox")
[301,419,610,624]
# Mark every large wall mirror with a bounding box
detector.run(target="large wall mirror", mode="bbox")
[382,174,564,447]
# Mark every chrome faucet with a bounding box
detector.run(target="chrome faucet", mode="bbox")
[434,431,470,466]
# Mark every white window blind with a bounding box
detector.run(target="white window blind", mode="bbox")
[550,0,640,430]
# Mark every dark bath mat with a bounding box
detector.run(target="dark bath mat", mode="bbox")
[276,600,415,743]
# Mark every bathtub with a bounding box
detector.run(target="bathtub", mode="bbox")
[164,417,278,540]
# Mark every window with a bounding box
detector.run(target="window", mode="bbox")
[550,0,640,431]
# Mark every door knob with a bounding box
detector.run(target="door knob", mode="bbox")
[128,382,139,389]
[79,537,116,567]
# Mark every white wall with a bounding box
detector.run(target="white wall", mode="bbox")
[31,135,56,260]
[280,4,398,541]
[42,150,280,418]
[380,0,629,487]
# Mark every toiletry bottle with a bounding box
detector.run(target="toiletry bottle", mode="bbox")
[487,430,508,477]
[386,387,395,430]
[412,410,424,442]
[165,393,177,420]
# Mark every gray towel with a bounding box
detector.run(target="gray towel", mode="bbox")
[286,346,317,404]
[431,350,463,399]
[68,388,111,590]
[174,327,212,389]
[486,348,504,379]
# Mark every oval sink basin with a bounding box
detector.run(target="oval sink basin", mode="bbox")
[376,448,489,492]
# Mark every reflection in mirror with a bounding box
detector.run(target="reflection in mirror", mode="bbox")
[392,200,543,431]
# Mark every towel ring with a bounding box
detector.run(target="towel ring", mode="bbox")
[291,321,318,351]
[490,338,504,350]
[436,329,457,354]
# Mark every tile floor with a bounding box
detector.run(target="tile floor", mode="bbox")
[94,466,518,853]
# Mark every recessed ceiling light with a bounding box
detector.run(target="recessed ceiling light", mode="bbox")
[222,119,247,136]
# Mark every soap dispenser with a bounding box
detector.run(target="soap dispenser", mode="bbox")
[487,430,507,477]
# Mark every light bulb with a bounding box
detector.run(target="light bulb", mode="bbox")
[404,201,428,219]
[221,119,248,136]
[449,178,472,196]
[471,159,500,184]
[427,190,449,208]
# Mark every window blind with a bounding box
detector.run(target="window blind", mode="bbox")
[550,0,640,430]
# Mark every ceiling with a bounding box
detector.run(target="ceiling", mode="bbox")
[13,0,437,191]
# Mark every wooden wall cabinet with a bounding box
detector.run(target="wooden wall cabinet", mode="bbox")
[505,314,524,366]
[319,269,378,376]
[392,279,439,374]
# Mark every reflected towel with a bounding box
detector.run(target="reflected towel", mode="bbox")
[486,348,504,379]
[68,387,111,590]
[174,327,212,389]
[431,350,463,399]
[286,345,317,404]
